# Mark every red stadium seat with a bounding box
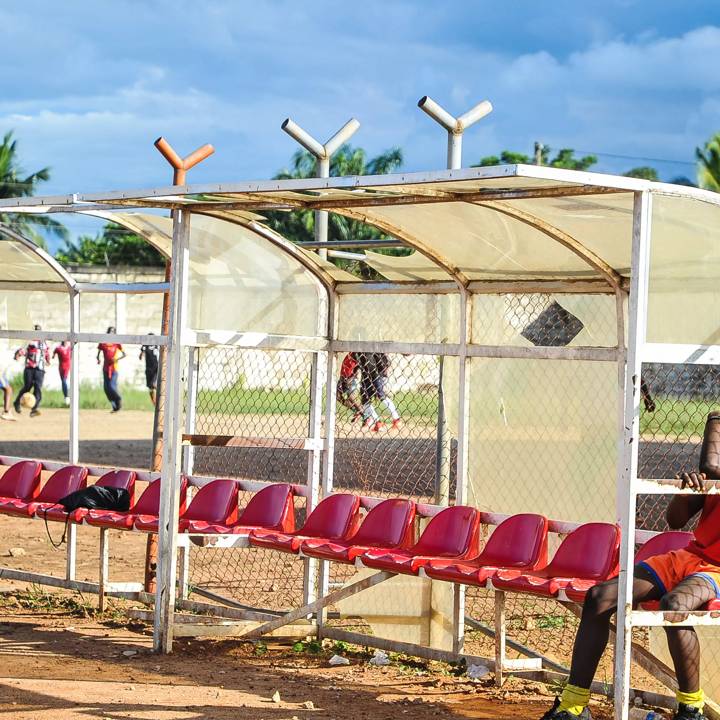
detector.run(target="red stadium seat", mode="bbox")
[0,465,88,518]
[86,477,187,530]
[424,513,549,586]
[249,493,360,553]
[300,498,416,564]
[358,505,481,575]
[42,469,137,523]
[137,478,238,533]
[0,461,42,502]
[184,483,296,535]
[493,522,620,599]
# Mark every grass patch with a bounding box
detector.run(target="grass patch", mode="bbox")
[9,375,153,411]
[640,396,720,438]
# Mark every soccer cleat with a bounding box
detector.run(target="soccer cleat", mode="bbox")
[13,402,21,415]
[30,409,41,418]
[64,396,70,407]
[391,418,402,430]
[1,412,16,421]
[540,698,593,720]
[351,411,362,424]
[673,705,706,720]
[371,421,386,433]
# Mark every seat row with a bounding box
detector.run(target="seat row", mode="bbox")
[0,460,717,610]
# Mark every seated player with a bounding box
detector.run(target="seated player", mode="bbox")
[543,412,720,720]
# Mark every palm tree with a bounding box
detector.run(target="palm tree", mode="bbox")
[696,133,720,192]
[267,144,404,277]
[0,130,67,248]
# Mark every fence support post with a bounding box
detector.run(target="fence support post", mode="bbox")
[614,191,653,720]
[153,207,192,654]
[66,289,80,581]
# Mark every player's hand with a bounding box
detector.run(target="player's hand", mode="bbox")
[676,472,706,493]
[97,359,101,365]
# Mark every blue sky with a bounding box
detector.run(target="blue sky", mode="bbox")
[1,1,719,251]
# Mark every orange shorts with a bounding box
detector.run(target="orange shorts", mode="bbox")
[640,548,720,597]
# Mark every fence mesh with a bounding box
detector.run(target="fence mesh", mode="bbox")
[182,339,720,698]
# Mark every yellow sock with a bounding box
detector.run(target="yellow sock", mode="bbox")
[558,684,591,716]
[676,689,704,710]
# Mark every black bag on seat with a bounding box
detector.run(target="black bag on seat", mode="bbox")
[58,486,130,512]
[42,487,131,548]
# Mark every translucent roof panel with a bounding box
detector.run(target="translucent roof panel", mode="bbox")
[0,237,69,284]
[357,202,605,281]
[186,214,324,337]
[108,213,327,337]
[647,194,720,345]
[363,250,450,282]
[0,289,69,331]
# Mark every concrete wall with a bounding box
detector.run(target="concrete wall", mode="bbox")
[0,266,165,391]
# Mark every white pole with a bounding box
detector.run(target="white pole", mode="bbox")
[613,191,653,720]
[153,208,192,654]
[66,289,80,582]
[281,118,360,260]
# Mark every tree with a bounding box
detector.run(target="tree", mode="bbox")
[56,222,164,266]
[624,166,659,180]
[474,146,596,171]
[0,130,67,248]
[696,133,720,191]
[266,144,405,278]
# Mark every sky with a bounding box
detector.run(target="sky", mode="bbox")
[1,0,719,251]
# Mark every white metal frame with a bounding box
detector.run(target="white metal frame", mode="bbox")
[0,164,717,719]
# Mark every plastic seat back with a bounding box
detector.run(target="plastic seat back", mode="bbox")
[635,531,693,565]
[96,470,137,505]
[238,483,294,529]
[413,506,481,557]
[300,493,360,539]
[133,476,188,515]
[0,461,42,501]
[478,513,549,568]
[349,499,416,548]
[36,465,88,503]
[183,479,238,524]
[547,522,620,579]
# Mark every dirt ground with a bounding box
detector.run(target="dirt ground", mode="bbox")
[0,591,617,720]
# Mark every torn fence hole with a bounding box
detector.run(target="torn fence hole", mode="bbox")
[521,301,584,347]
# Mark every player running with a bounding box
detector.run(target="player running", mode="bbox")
[53,340,72,407]
[97,327,126,412]
[13,325,50,417]
[336,353,363,421]
[139,334,159,406]
[541,412,720,720]
[356,352,402,432]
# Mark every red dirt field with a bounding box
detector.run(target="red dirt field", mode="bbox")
[0,591,616,720]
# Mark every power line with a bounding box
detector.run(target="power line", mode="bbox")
[573,149,696,168]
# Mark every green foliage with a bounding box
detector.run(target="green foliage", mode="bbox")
[0,130,67,248]
[291,639,323,654]
[696,132,720,191]
[265,144,407,279]
[623,166,659,181]
[56,222,164,266]
[475,146,597,171]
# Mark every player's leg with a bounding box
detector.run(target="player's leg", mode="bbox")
[360,375,379,427]
[375,376,400,425]
[103,372,116,410]
[660,574,717,715]
[544,565,662,718]
[31,369,44,414]
[110,371,122,411]
[14,367,34,412]
[336,379,353,410]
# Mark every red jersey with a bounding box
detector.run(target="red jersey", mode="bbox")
[17,341,50,371]
[687,495,720,565]
[340,354,358,378]
[53,344,72,374]
[98,343,123,378]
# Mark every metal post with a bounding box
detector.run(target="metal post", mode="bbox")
[281,117,360,261]
[182,346,199,476]
[66,290,80,581]
[613,191,653,720]
[417,96,493,172]
[153,208,192,654]
[418,96,491,504]
[98,527,109,612]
